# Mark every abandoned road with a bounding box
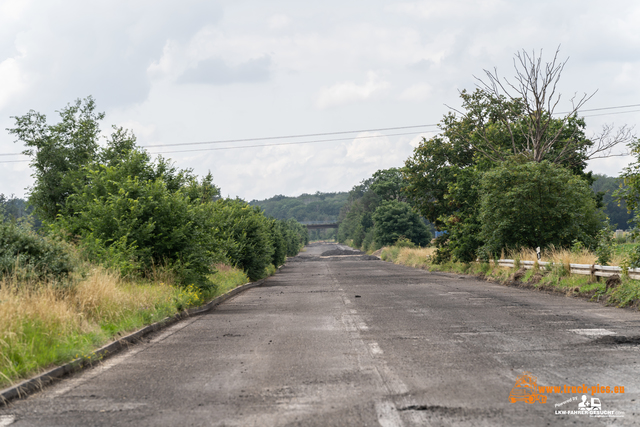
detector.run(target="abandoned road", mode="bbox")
[2,242,639,426]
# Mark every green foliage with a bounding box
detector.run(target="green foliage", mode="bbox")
[208,199,272,282]
[0,222,75,282]
[591,174,633,229]
[372,200,431,247]
[269,220,287,267]
[369,168,406,201]
[338,168,433,250]
[394,237,416,248]
[595,226,615,266]
[479,160,604,257]
[281,218,308,255]
[404,87,605,264]
[8,97,105,222]
[250,192,348,222]
[439,167,483,262]
[206,199,293,281]
[53,154,221,288]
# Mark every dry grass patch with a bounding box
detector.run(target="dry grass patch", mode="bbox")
[506,246,626,266]
[0,264,249,388]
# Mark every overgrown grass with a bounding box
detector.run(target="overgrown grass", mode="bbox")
[379,245,640,310]
[0,264,249,388]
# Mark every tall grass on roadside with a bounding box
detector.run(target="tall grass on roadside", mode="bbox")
[0,264,249,388]
[381,246,435,268]
[378,244,640,310]
[506,246,627,266]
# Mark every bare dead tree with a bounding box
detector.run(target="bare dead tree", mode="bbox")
[458,47,635,164]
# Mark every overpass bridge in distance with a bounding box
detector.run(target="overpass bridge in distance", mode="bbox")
[300,221,339,230]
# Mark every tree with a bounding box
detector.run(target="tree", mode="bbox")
[467,47,633,165]
[403,48,623,262]
[370,168,406,201]
[54,149,222,288]
[478,160,604,257]
[372,200,431,247]
[7,97,105,222]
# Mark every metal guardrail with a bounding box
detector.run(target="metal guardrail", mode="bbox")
[497,259,640,280]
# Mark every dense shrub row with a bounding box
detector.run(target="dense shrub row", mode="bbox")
[2,97,307,288]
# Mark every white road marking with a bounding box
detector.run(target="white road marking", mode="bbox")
[0,415,15,426]
[375,401,403,427]
[369,342,383,355]
[569,329,616,336]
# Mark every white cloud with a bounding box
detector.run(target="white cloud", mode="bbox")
[399,83,432,101]
[269,14,290,30]
[0,57,27,109]
[2,0,640,201]
[316,72,390,109]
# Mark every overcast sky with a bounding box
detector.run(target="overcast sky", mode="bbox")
[1,0,639,201]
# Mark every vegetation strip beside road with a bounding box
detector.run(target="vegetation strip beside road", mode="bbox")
[0,265,253,390]
[0,272,273,405]
[379,245,640,310]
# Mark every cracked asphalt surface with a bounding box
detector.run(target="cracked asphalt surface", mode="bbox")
[2,242,640,426]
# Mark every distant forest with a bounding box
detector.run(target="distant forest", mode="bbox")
[250,192,349,241]
[249,192,349,223]
[591,174,634,230]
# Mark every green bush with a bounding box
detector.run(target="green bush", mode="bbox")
[0,222,75,282]
[54,155,220,289]
[372,200,431,247]
[479,160,604,257]
[394,237,417,248]
[207,199,275,281]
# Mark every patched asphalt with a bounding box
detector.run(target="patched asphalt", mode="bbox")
[2,242,639,426]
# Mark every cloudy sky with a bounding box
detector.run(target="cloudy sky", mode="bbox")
[1,0,639,201]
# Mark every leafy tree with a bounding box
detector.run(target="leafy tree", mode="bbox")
[403,50,625,262]
[269,219,287,267]
[372,200,431,247]
[370,168,406,201]
[478,160,604,257]
[7,97,105,222]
